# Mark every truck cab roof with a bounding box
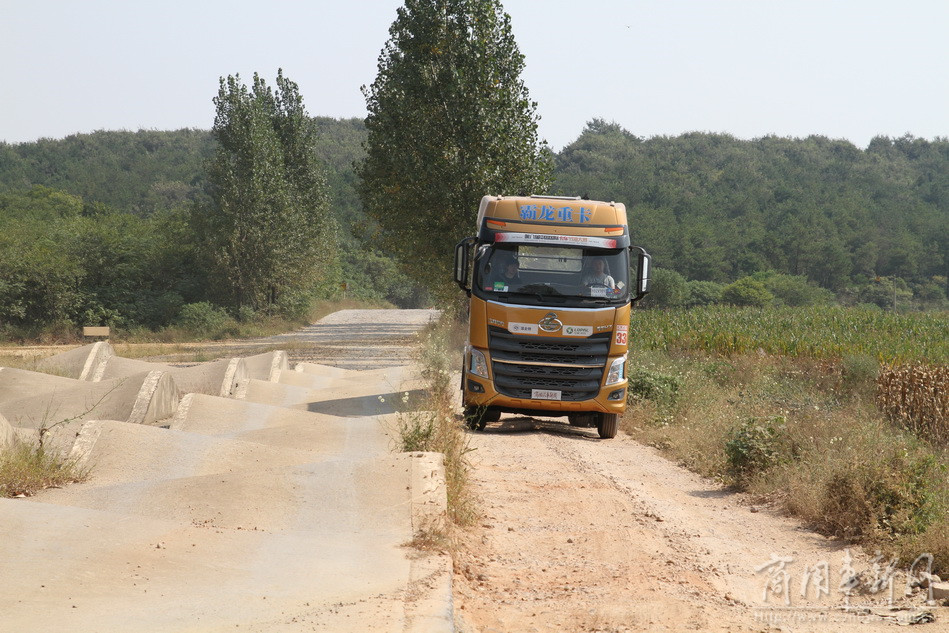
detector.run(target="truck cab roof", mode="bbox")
[476,195,629,242]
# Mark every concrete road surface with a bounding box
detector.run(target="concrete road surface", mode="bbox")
[0,309,450,632]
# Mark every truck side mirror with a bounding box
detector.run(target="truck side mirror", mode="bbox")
[631,247,651,302]
[454,237,477,295]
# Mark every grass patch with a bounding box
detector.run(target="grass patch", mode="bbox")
[396,312,477,532]
[621,348,949,573]
[0,440,88,497]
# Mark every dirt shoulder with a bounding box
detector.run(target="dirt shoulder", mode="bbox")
[452,416,944,633]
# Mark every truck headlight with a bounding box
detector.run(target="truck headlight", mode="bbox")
[605,356,627,385]
[469,348,489,378]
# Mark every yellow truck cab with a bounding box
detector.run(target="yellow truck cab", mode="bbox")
[454,195,651,438]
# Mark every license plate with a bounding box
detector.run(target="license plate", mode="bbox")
[531,389,561,400]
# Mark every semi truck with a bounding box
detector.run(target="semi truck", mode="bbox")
[453,195,651,439]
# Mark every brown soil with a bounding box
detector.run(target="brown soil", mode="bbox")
[451,416,944,633]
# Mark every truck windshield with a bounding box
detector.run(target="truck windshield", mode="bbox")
[474,243,629,304]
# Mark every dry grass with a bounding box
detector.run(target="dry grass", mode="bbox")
[621,349,949,573]
[0,440,88,498]
[396,313,477,535]
[877,363,949,445]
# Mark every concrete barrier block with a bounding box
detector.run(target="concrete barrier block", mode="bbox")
[36,341,114,380]
[243,351,288,382]
[0,370,179,429]
[0,413,16,450]
[169,357,247,398]
[932,581,949,600]
[0,367,82,405]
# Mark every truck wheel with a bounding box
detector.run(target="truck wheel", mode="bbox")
[597,413,619,439]
[463,405,488,431]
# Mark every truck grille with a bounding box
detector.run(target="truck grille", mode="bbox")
[488,326,609,401]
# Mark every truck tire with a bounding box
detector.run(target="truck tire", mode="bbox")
[464,405,497,431]
[597,412,619,439]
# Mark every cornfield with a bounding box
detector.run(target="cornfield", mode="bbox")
[632,306,949,365]
[877,363,949,446]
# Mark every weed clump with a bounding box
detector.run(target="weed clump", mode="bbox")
[814,447,944,541]
[0,441,87,497]
[627,366,682,413]
[396,314,476,528]
[840,354,879,397]
[724,415,792,485]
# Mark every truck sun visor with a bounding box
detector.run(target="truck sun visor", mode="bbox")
[494,232,617,249]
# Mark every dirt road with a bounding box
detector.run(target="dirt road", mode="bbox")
[451,417,943,632]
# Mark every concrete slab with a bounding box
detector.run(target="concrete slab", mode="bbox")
[238,377,428,417]
[95,356,247,398]
[274,369,339,390]
[0,490,434,632]
[0,412,16,449]
[239,378,315,408]
[238,364,426,416]
[171,357,247,397]
[34,454,415,530]
[89,354,158,381]
[243,350,288,381]
[170,393,393,457]
[0,366,84,404]
[0,370,179,429]
[294,361,356,377]
[34,340,114,380]
[0,310,453,632]
[277,364,423,392]
[66,420,323,488]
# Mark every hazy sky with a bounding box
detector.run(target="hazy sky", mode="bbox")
[2,0,947,150]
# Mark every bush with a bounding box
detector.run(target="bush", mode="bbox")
[724,416,790,484]
[684,280,723,307]
[753,271,832,306]
[645,268,688,308]
[627,366,682,412]
[817,450,943,540]
[174,302,235,338]
[840,354,879,397]
[721,277,774,307]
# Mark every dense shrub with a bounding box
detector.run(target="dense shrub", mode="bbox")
[721,277,774,307]
[627,366,682,412]
[684,280,723,307]
[174,302,235,338]
[724,416,791,484]
[753,271,832,306]
[644,268,688,308]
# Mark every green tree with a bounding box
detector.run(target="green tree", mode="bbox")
[644,268,688,308]
[685,280,724,307]
[721,277,774,307]
[0,219,84,329]
[357,0,552,298]
[194,70,336,314]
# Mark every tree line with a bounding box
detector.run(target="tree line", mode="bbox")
[0,0,946,337]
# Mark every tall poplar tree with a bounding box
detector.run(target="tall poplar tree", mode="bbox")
[196,70,336,314]
[357,0,552,297]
